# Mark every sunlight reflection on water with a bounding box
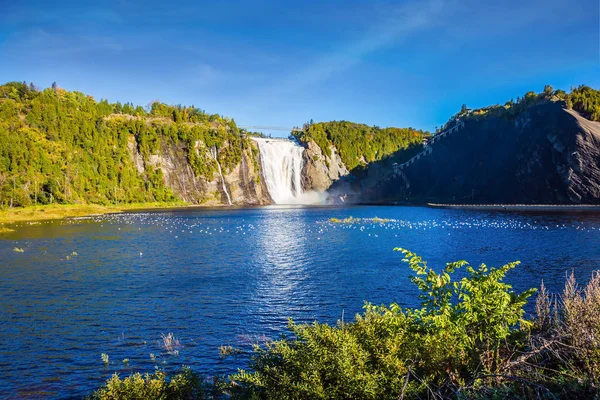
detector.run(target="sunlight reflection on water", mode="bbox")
[1,205,600,397]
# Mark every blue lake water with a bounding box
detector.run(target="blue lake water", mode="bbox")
[1,205,600,398]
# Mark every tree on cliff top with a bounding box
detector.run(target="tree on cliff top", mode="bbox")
[293,121,430,171]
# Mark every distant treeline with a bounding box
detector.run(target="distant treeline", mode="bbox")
[293,120,430,171]
[441,84,600,131]
[1,81,598,208]
[289,85,600,173]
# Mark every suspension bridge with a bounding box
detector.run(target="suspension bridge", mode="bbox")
[238,125,303,132]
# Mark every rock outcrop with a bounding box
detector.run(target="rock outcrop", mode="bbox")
[356,101,600,204]
[223,147,272,205]
[301,139,349,192]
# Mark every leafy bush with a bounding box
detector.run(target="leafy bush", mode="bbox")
[230,249,535,399]
[89,250,600,399]
[90,368,225,400]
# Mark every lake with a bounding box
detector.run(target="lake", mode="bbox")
[1,205,600,398]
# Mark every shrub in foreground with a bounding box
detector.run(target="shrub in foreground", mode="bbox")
[230,249,536,399]
[91,250,600,399]
[89,368,225,400]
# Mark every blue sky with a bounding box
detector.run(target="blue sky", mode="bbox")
[1,0,598,136]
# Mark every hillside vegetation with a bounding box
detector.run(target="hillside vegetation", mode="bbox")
[566,84,600,121]
[0,82,251,207]
[293,121,430,171]
[441,84,600,131]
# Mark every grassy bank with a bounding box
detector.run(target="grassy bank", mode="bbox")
[90,250,600,399]
[0,201,187,225]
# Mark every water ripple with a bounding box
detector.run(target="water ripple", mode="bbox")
[1,206,600,397]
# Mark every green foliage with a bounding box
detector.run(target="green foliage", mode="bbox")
[0,82,255,207]
[89,252,600,399]
[230,249,535,399]
[90,368,225,400]
[568,85,600,121]
[441,84,600,131]
[293,121,429,171]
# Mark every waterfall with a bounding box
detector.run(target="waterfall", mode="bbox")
[253,137,316,204]
[210,146,232,206]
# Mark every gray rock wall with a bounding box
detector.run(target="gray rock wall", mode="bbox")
[129,137,272,206]
[301,139,349,192]
[360,102,600,204]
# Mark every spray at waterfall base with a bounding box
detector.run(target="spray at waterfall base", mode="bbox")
[252,137,326,205]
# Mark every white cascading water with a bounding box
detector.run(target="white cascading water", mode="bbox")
[253,137,319,204]
[210,146,233,206]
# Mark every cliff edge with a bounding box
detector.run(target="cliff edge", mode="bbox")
[359,101,600,204]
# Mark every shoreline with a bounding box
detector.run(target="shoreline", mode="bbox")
[427,203,600,210]
[0,202,334,226]
[2,201,599,227]
[0,202,189,226]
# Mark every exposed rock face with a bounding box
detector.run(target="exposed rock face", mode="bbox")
[131,138,271,206]
[127,136,145,174]
[561,109,600,201]
[301,139,349,192]
[223,149,272,205]
[359,102,600,204]
[132,134,352,206]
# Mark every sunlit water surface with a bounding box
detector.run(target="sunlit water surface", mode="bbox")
[1,205,600,398]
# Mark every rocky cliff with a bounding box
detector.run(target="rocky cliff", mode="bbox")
[356,101,600,204]
[0,82,277,207]
[134,137,271,206]
[300,139,349,192]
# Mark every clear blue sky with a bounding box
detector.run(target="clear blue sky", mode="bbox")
[1,0,598,136]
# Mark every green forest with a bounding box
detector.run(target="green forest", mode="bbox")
[0,81,251,207]
[292,121,430,171]
[565,85,600,121]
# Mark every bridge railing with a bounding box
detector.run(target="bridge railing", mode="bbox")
[239,125,303,132]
